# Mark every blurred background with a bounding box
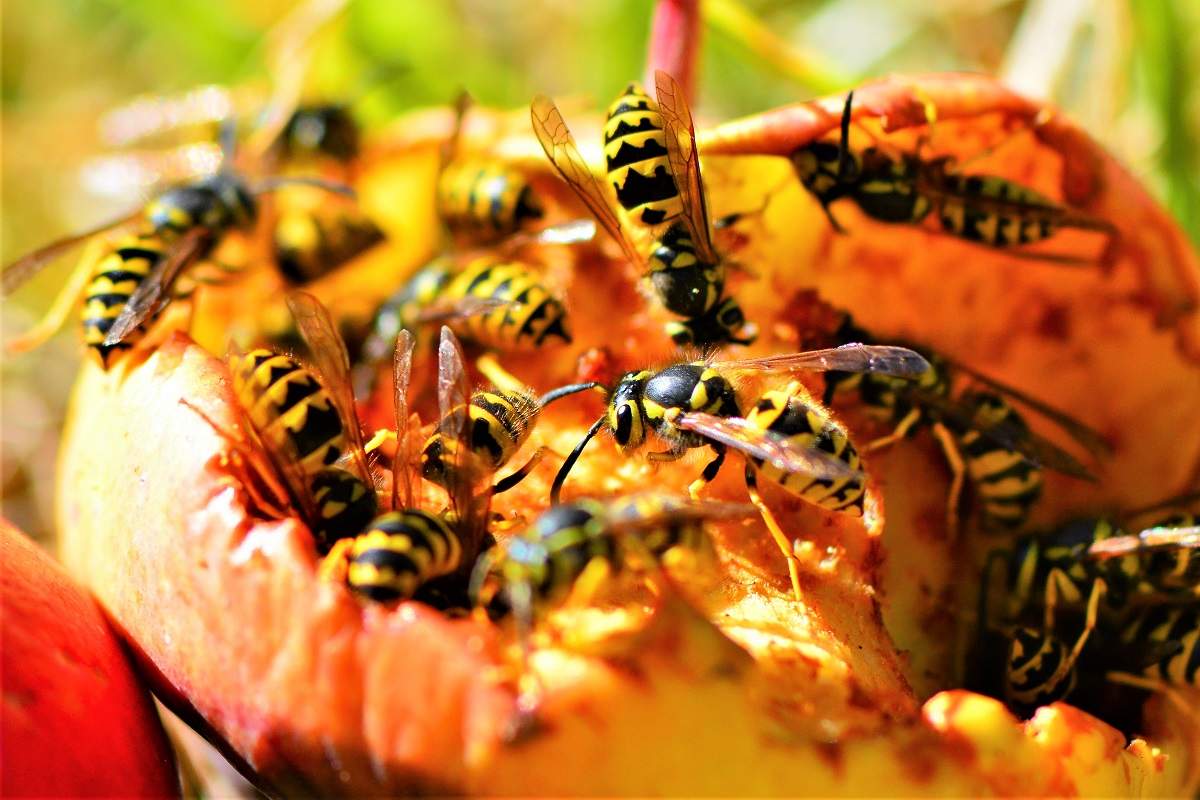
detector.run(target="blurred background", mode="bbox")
[3,0,1198,543]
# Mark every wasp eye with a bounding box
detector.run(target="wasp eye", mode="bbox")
[614,404,634,445]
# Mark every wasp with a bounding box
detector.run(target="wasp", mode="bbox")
[544,343,930,601]
[2,128,350,368]
[358,250,577,380]
[791,92,1117,263]
[992,500,1200,629]
[532,72,756,348]
[180,292,379,554]
[267,102,385,286]
[820,310,1109,532]
[431,93,548,246]
[471,494,746,626]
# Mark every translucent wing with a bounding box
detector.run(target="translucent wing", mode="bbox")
[497,219,597,252]
[610,495,756,533]
[415,294,519,324]
[911,389,1097,480]
[1086,525,1200,561]
[3,210,142,295]
[285,291,372,486]
[672,411,863,481]
[391,329,416,510]
[530,94,644,266]
[714,343,931,378]
[103,226,209,345]
[653,69,719,265]
[221,348,320,524]
[440,90,473,175]
[943,356,1112,458]
[437,326,490,557]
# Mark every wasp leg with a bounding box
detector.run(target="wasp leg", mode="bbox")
[1050,576,1105,677]
[648,449,685,463]
[931,422,966,540]
[863,408,923,453]
[686,443,728,499]
[179,398,291,518]
[493,446,547,494]
[745,464,803,603]
[318,538,355,585]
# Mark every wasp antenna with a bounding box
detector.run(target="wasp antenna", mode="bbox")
[836,91,855,182]
[550,416,607,505]
[537,382,606,408]
[255,175,356,198]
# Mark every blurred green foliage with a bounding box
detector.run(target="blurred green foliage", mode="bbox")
[1,0,1197,541]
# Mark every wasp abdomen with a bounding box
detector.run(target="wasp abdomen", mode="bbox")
[603,84,682,227]
[746,390,866,515]
[309,468,377,553]
[231,349,345,476]
[347,510,462,602]
[81,236,165,364]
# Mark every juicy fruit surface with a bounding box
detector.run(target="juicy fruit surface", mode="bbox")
[58,73,1200,795]
[1,520,179,797]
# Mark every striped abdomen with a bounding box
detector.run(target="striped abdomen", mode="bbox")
[361,259,455,366]
[81,233,165,366]
[437,160,543,243]
[1005,627,1076,707]
[744,388,866,516]
[647,222,724,317]
[421,388,540,488]
[442,258,570,350]
[852,149,929,224]
[273,198,383,284]
[603,83,682,227]
[517,501,620,609]
[309,468,377,553]
[230,349,346,478]
[933,175,1058,246]
[347,510,462,602]
[955,392,1043,531]
[1120,605,1199,687]
[609,494,710,558]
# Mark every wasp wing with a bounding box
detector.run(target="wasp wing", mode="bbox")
[285,291,373,487]
[653,69,719,265]
[911,388,1097,480]
[943,356,1111,458]
[672,411,863,481]
[436,326,490,558]
[103,226,209,346]
[530,94,644,267]
[1086,526,1200,561]
[610,495,756,533]
[714,343,931,378]
[415,294,520,324]
[392,329,416,510]
[3,210,143,296]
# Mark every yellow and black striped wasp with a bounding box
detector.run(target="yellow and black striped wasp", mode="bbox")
[990,494,1200,630]
[819,310,1109,532]
[972,491,1199,715]
[333,325,496,604]
[531,70,757,348]
[471,493,747,629]
[545,343,930,601]
[266,101,385,286]
[182,291,378,554]
[2,125,351,368]
[791,92,1117,264]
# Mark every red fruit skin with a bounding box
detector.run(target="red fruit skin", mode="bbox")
[0,520,179,798]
